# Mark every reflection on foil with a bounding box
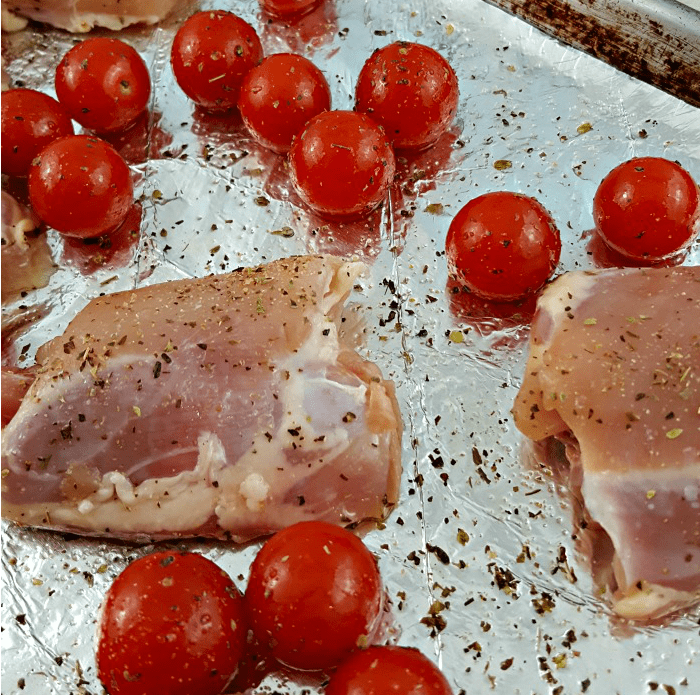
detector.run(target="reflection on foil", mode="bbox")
[58,202,143,275]
[98,110,174,166]
[258,0,339,55]
[582,225,696,270]
[2,0,700,694]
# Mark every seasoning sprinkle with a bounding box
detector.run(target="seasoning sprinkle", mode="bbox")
[493,159,512,170]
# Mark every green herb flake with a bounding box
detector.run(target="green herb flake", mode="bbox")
[270,226,294,238]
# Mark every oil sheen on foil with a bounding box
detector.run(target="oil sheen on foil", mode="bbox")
[1,0,699,693]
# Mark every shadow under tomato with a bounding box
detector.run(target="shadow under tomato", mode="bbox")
[227,633,329,694]
[258,0,338,55]
[446,275,537,335]
[191,106,247,142]
[190,106,286,177]
[227,582,396,693]
[390,128,462,253]
[59,202,142,274]
[393,127,462,197]
[305,206,386,260]
[2,175,33,209]
[84,110,173,166]
[583,227,690,269]
[255,148,387,261]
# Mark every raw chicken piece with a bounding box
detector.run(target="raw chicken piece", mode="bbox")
[1,4,27,31]
[1,255,402,542]
[1,367,35,427]
[1,58,11,90]
[1,191,55,302]
[1,0,177,33]
[513,266,700,620]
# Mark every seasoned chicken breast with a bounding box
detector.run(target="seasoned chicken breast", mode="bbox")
[1,190,54,302]
[1,255,402,542]
[513,266,700,620]
[1,0,177,32]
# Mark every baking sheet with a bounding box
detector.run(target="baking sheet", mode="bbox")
[481,0,700,108]
[2,0,699,693]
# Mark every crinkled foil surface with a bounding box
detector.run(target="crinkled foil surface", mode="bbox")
[2,1,699,693]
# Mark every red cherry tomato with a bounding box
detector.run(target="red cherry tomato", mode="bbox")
[55,37,151,134]
[445,191,561,302]
[244,521,384,671]
[289,110,396,219]
[171,10,263,112]
[325,645,454,695]
[28,134,133,239]
[355,41,459,151]
[97,551,247,695]
[238,53,331,154]
[1,89,74,176]
[592,156,700,262]
[258,0,324,18]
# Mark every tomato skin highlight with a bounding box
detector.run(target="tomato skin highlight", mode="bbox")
[325,645,454,695]
[55,38,151,134]
[355,41,459,151]
[239,53,331,154]
[244,521,384,672]
[592,156,700,262]
[1,88,74,176]
[96,551,247,695]
[171,10,263,112]
[445,191,561,302]
[28,134,133,239]
[289,110,396,219]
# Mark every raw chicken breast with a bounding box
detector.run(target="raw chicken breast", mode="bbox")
[513,266,700,620]
[1,255,402,542]
[1,190,54,302]
[1,0,176,33]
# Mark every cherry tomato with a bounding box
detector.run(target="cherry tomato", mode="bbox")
[28,134,133,238]
[171,10,263,112]
[97,551,247,695]
[238,53,331,154]
[1,89,74,176]
[244,521,384,671]
[289,110,395,219]
[592,156,700,262]
[258,0,324,18]
[325,645,454,695]
[355,41,459,151]
[55,37,151,134]
[445,191,561,302]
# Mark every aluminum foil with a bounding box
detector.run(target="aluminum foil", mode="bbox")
[2,1,699,693]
